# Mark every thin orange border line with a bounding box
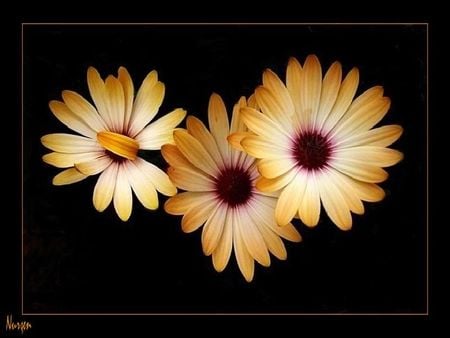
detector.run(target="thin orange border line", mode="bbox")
[21,22,429,316]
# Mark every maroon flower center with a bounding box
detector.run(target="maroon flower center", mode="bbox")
[293,131,332,170]
[215,166,253,207]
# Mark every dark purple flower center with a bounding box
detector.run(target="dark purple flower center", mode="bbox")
[293,131,332,170]
[215,166,253,207]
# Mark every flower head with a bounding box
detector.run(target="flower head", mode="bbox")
[162,93,301,282]
[234,55,403,230]
[42,66,186,221]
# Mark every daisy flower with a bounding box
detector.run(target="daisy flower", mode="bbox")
[162,93,301,282]
[41,66,186,221]
[233,55,403,230]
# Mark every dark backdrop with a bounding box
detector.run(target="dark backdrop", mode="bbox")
[22,24,426,313]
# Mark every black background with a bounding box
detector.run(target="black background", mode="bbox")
[22,24,426,314]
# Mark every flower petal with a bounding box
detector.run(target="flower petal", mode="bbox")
[61,90,108,132]
[49,100,97,138]
[253,195,302,242]
[104,75,125,133]
[208,93,230,161]
[247,205,287,260]
[232,209,255,282]
[164,191,215,215]
[113,164,133,221]
[258,157,296,179]
[241,135,291,159]
[330,87,388,139]
[43,151,105,168]
[256,84,294,132]
[167,166,215,192]
[299,54,322,128]
[136,108,187,150]
[333,146,404,167]
[124,161,159,210]
[186,115,223,167]
[286,57,303,115]
[202,203,227,255]
[118,67,134,132]
[237,206,270,267]
[181,199,218,233]
[75,155,112,176]
[255,167,298,192]
[173,130,219,178]
[331,158,388,183]
[317,172,353,230]
[298,172,321,227]
[240,107,292,145]
[134,158,177,196]
[337,125,403,148]
[227,131,253,152]
[276,171,307,226]
[87,67,114,130]
[321,67,359,133]
[326,168,364,214]
[212,207,233,272]
[41,133,102,153]
[93,162,118,212]
[52,168,88,186]
[128,71,164,137]
[315,61,342,130]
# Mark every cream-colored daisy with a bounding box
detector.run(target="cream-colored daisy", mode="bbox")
[41,66,186,221]
[162,93,301,282]
[233,55,403,230]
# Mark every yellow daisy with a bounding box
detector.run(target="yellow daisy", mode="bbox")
[162,93,301,282]
[41,66,186,221]
[234,55,403,230]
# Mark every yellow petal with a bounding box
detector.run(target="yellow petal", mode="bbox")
[256,84,293,132]
[202,203,227,256]
[113,165,133,221]
[299,54,322,127]
[276,172,307,226]
[49,100,97,138]
[52,168,87,186]
[118,67,134,132]
[129,72,164,137]
[212,210,233,272]
[75,156,112,176]
[167,166,215,192]
[97,131,139,161]
[41,133,102,153]
[286,57,303,115]
[134,158,177,196]
[298,172,321,227]
[186,115,223,167]
[136,108,186,150]
[93,163,118,212]
[227,132,253,152]
[164,192,214,215]
[241,134,291,159]
[104,75,125,133]
[87,67,113,130]
[321,67,359,132]
[124,161,159,210]
[255,167,297,192]
[315,61,342,130]
[208,93,230,160]
[331,158,388,183]
[237,207,270,267]
[337,125,403,148]
[43,151,104,168]
[232,210,255,282]
[181,199,218,233]
[317,173,353,230]
[333,146,403,167]
[258,158,296,179]
[173,130,219,178]
[61,90,107,132]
